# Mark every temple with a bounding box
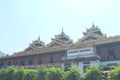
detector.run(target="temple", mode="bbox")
[0,24,120,75]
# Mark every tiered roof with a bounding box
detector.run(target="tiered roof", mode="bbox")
[1,35,120,59]
[25,36,45,51]
[47,28,73,47]
[1,24,120,59]
[74,35,120,49]
[78,23,106,42]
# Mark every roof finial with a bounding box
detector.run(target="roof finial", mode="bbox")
[38,35,40,41]
[61,27,64,34]
[92,21,95,27]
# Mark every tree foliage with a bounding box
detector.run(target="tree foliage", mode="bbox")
[1,66,120,80]
[85,66,104,80]
[35,67,48,80]
[6,66,16,80]
[109,66,120,80]
[64,67,81,80]
[47,67,64,80]
[0,66,16,80]
[0,68,8,80]
[15,67,25,80]
[24,69,36,80]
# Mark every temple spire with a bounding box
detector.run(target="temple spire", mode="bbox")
[92,22,95,27]
[61,27,65,34]
[38,35,40,41]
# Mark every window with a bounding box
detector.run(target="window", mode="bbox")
[0,62,4,65]
[21,59,25,65]
[83,62,90,64]
[80,49,91,52]
[29,56,34,65]
[108,48,116,59]
[13,61,17,65]
[48,55,55,63]
[50,56,54,63]
[69,51,78,53]
[107,63,117,66]
[38,56,42,64]
[0,62,6,68]
[8,62,11,66]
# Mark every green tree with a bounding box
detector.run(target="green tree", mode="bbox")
[85,66,104,80]
[5,66,16,80]
[15,67,25,80]
[47,67,64,80]
[64,67,81,80]
[0,66,16,80]
[0,68,7,80]
[24,69,36,80]
[109,66,120,80]
[35,67,48,80]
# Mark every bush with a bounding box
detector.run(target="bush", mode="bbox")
[24,69,36,80]
[64,67,81,80]
[35,67,48,80]
[1,66,120,80]
[0,68,8,80]
[47,67,64,80]
[6,66,16,80]
[0,66,16,80]
[85,66,104,80]
[109,66,120,80]
[15,67,25,80]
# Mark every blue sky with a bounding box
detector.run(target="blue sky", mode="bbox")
[0,0,120,54]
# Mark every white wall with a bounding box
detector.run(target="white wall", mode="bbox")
[67,47,95,57]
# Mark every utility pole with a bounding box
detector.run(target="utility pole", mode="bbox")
[76,45,80,68]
